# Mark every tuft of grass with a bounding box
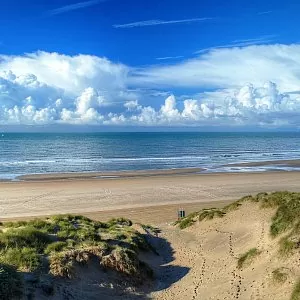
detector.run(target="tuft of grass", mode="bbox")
[0,263,23,299]
[223,201,242,212]
[279,236,297,256]
[0,248,40,272]
[49,252,76,279]
[291,278,300,300]
[269,192,300,237]
[272,267,289,284]
[255,192,269,202]
[101,247,140,277]
[237,248,260,269]
[0,227,51,252]
[44,241,68,255]
[240,195,256,202]
[198,208,226,221]
[178,217,195,229]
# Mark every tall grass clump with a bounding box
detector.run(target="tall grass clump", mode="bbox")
[237,248,260,269]
[0,248,40,272]
[0,227,51,252]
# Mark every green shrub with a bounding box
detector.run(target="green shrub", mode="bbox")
[0,263,23,299]
[0,248,40,272]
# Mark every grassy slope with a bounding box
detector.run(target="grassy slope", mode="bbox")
[0,215,153,299]
[177,191,300,300]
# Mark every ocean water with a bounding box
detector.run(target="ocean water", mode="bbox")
[0,132,300,179]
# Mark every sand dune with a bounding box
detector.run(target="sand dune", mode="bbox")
[150,201,298,300]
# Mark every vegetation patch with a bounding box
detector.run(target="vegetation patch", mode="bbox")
[237,248,260,269]
[272,267,289,284]
[291,279,300,300]
[0,215,154,297]
[0,247,41,272]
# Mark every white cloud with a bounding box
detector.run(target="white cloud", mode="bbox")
[113,18,212,28]
[1,47,300,128]
[132,44,300,93]
[47,0,104,16]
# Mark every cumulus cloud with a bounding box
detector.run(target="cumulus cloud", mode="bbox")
[1,47,300,128]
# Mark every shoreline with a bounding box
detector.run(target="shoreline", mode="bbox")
[223,158,300,168]
[2,158,299,182]
[16,167,203,181]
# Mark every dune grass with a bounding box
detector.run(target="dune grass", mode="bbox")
[291,279,300,300]
[237,248,260,269]
[0,215,154,298]
[0,247,41,272]
[272,267,289,284]
[177,191,300,239]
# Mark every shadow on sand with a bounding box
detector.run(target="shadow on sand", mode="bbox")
[141,230,190,294]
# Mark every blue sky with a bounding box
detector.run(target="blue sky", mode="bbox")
[1,0,300,130]
[1,0,297,63]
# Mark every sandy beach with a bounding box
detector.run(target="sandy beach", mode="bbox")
[1,170,300,221]
[1,170,300,300]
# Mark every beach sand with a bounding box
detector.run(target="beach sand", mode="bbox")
[1,170,300,299]
[1,170,300,221]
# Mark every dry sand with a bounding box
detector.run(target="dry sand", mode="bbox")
[1,171,300,221]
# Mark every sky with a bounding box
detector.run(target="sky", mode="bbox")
[1,0,300,130]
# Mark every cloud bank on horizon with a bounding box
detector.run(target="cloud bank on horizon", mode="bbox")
[1,44,300,128]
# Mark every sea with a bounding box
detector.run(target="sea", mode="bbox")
[0,132,300,180]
